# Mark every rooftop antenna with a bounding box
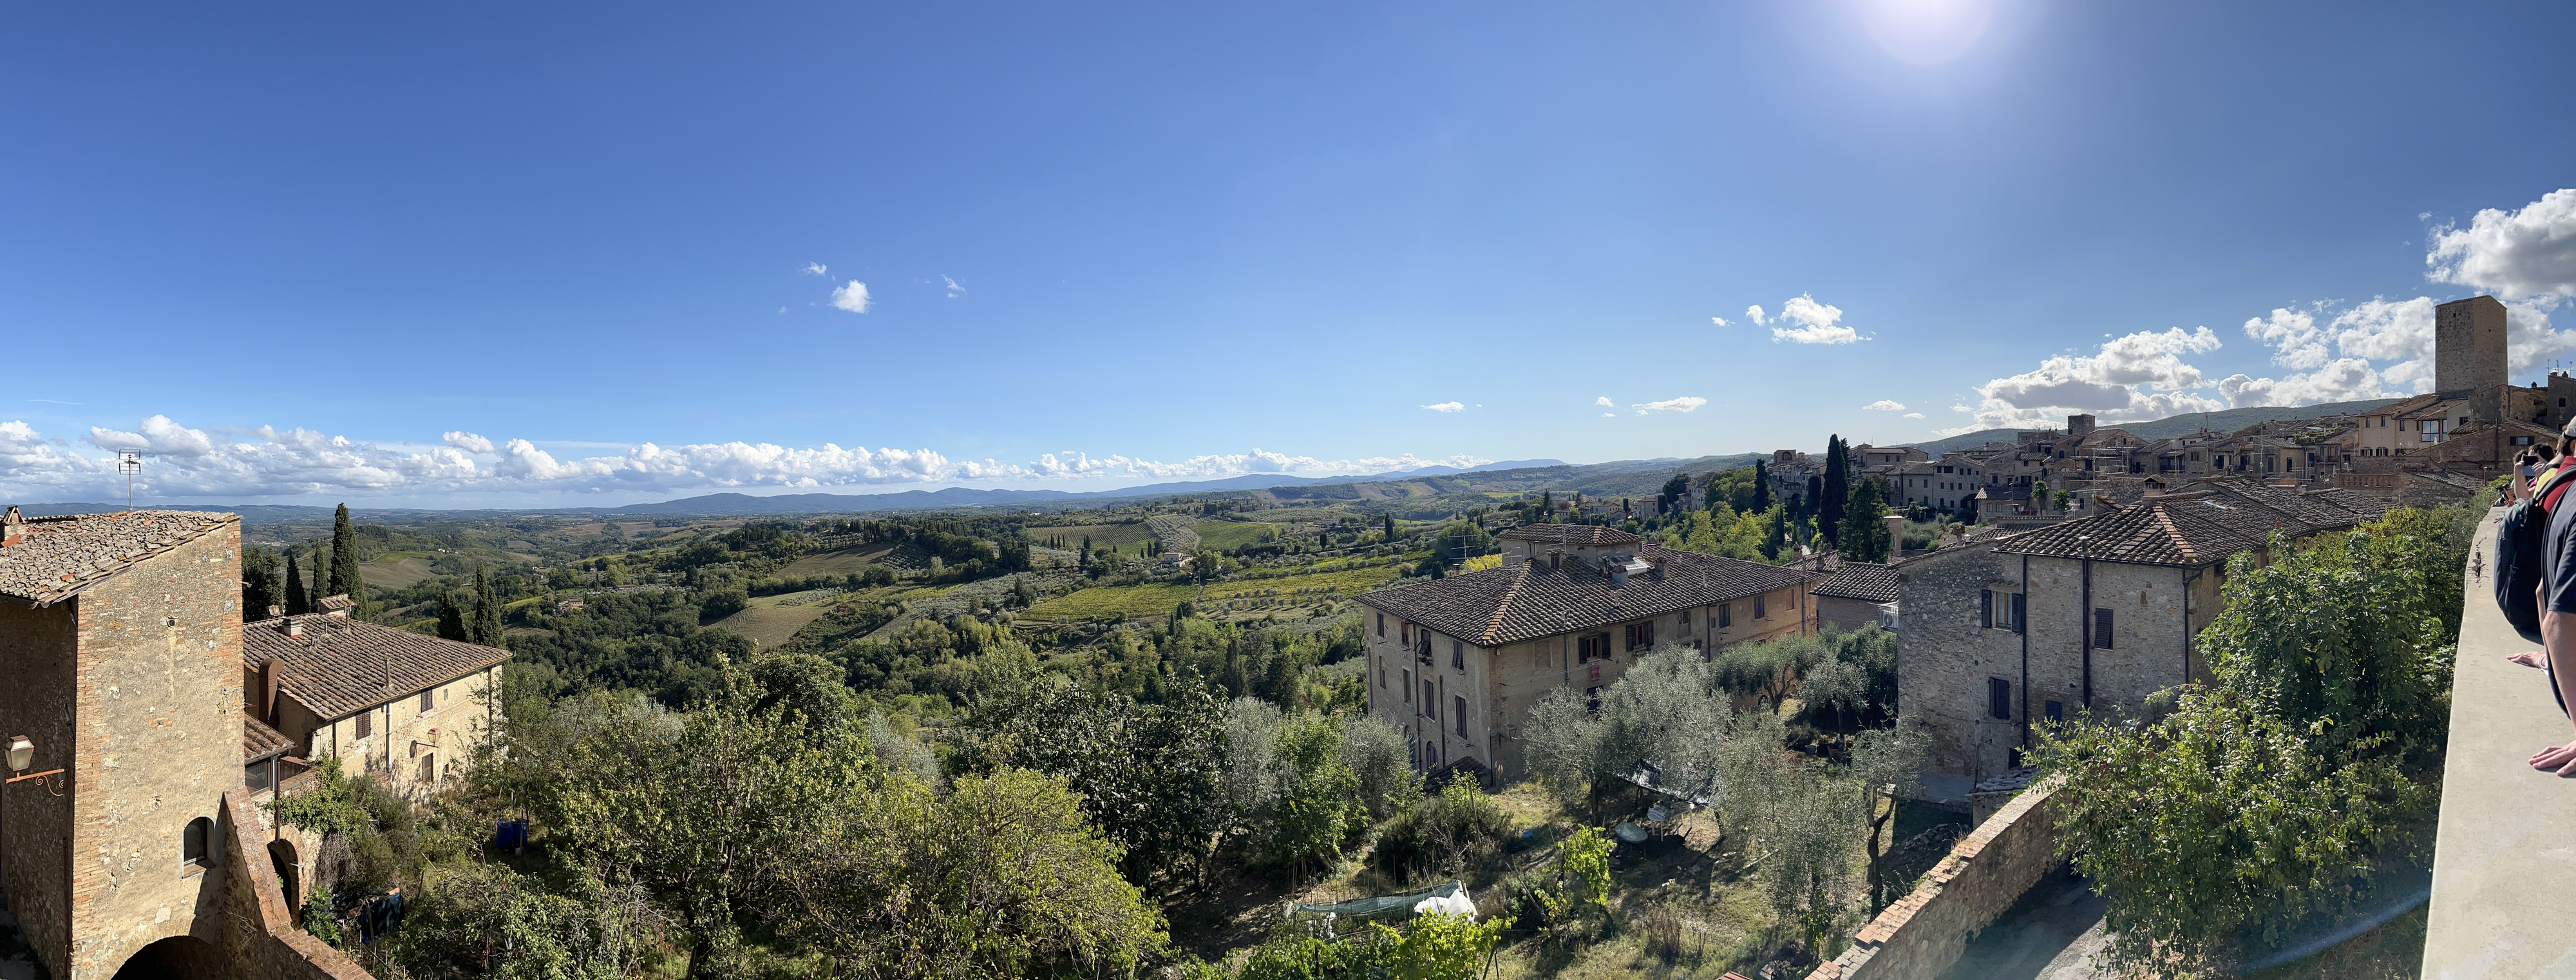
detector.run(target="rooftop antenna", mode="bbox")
[117,453,142,512]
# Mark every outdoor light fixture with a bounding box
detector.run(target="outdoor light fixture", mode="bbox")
[5,735,66,794]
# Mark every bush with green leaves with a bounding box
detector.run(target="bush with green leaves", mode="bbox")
[1368,775,1513,884]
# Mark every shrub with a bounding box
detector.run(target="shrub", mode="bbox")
[1368,776,1512,883]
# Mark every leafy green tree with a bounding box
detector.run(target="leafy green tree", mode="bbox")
[301,887,342,945]
[1269,711,1367,881]
[1372,912,1513,980]
[1837,477,1892,562]
[284,550,311,616]
[327,503,366,614]
[1340,715,1420,820]
[777,766,1170,976]
[1658,472,1690,514]
[1759,503,1788,561]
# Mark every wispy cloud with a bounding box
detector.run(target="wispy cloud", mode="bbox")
[1630,396,1707,414]
[1710,315,1730,327]
[802,262,828,276]
[1863,399,1906,411]
[1745,305,1768,326]
[942,275,966,298]
[0,415,1495,500]
[1902,412,1925,419]
[830,280,873,314]
[1421,401,1465,413]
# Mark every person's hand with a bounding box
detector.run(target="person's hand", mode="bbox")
[2532,740,2576,775]
[2512,649,2550,669]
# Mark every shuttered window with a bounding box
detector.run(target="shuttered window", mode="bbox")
[354,711,372,740]
[1980,590,1994,628]
[2094,608,2114,649]
[1987,678,2011,720]
[2009,593,2026,633]
[1454,696,1468,736]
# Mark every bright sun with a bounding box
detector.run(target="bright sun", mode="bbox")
[1859,0,1999,66]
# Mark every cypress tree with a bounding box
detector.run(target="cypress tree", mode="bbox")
[1540,491,1553,522]
[1839,478,1893,563]
[435,591,469,642]
[470,564,504,646]
[326,504,364,610]
[1821,436,1850,546]
[283,551,311,615]
[1752,460,1773,512]
[1382,514,1396,542]
[242,547,281,620]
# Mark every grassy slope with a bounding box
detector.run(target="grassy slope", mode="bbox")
[779,544,896,577]
[1192,520,1278,551]
[1022,581,1203,621]
[359,557,440,591]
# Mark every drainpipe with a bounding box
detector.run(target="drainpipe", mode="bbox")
[2019,554,2031,753]
[2079,537,2094,709]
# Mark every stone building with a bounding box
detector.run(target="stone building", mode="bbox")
[1811,561,1899,633]
[0,506,502,978]
[1894,481,2388,800]
[1356,524,1816,782]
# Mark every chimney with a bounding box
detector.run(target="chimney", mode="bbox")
[267,605,283,620]
[1,504,21,547]
[261,657,283,724]
[1885,514,1906,561]
[279,617,303,638]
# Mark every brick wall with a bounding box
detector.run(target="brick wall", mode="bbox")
[209,788,370,980]
[67,526,245,979]
[1803,777,2065,980]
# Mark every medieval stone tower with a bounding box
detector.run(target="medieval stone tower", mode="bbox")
[2436,295,2508,421]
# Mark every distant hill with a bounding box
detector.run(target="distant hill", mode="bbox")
[568,458,1575,516]
[1898,399,2403,457]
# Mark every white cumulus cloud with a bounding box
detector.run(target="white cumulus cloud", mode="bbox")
[1710,315,1730,327]
[442,431,495,454]
[802,262,828,276]
[1770,294,1862,344]
[2429,189,2576,300]
[1421,401,1465,413]
[1745,305,1768,326]
[1952,327,2226,431]
[1595,396,1614,407]
[1631,396,1707,414]
[1863,400,1906,411]
[829,280,873,313]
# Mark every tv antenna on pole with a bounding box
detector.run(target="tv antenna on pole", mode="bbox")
[117,453,142,512]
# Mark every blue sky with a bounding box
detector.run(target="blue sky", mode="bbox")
[6,1,2575,506]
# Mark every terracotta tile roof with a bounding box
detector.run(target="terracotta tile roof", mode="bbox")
[1357,544,1812,646]
[0,508,234,605]
[245,615,511,720]
[1812,562,1900,604]
[1496,524,1642,548]
[244,711,294,761]
[1996,481,2382,567]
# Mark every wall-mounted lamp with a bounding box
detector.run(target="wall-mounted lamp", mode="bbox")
[5,735,66,794]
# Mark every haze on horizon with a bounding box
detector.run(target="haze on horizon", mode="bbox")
[5,1,2575,508]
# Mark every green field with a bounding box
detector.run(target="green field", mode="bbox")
[1023,523,1157,550]
[712,595,836,646]
[1021,581,1202,622]
[1190,520,1280,551]
[1207,563,1402,601]
[1235,506,1358,523]
[779,544,897,578]
[359,557,439,591]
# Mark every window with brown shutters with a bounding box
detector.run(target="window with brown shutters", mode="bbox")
[354,710,372,740]
[420,687,435,713]
[1987,678,2011,720]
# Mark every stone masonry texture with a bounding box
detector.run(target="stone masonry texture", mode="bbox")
[1802,777,2066,980]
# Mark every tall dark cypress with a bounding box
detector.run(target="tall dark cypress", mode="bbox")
[1752,460,1773,512]
[327,503,366,616]
[241,547,281,620]
[435,590,470,642]
[283,551,311,615]
[1821,436,1850,546]
[470,564,504,647]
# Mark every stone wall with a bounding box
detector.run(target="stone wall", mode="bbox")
[209,788,371,980]
[0,596,80,978]
[67,526,244,979]
[1803,777,2066,980]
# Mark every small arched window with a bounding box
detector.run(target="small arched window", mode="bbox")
[183,816,213,869]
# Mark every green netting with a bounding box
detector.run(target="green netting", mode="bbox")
[1287,879,1461,919]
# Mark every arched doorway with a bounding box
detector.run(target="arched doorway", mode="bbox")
[113,934,222,980]
[270,838,303,911]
